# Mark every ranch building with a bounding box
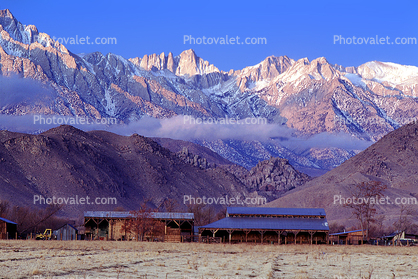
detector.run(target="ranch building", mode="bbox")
[84,211,194,241]
[0,217,17,239]
[199,207,329,244]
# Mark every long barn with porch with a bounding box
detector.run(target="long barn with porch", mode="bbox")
[199,207,329,244]
[84,211,194,241]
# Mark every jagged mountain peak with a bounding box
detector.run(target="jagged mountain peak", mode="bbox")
[310,57,332,68]
[232,55,295,86]
[0,9,14,19]
[178,48,197,57]
[251,55,294,71]
[175,48,220,76]
[128,48,219,76]
[0,9,42,48]
[274,55,340,85]
[0,10,69,55]
[293,57,331,68]
[295,57,310,65]
[0,9,33,45]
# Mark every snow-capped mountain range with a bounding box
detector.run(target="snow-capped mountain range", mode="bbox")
[1,9,418,174]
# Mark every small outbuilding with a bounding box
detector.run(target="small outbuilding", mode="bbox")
[329,229,364,245]
[53,224,78,241]
[0,217,17,239]
[380,231,416,246]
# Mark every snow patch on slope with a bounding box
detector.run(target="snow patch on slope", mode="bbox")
[345,73,366,88]
[104,89,116,117]
[359,61,418,86]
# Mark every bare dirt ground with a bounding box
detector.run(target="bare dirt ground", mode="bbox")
[0,240,417,279]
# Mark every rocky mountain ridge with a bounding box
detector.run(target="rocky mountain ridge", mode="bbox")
[157,140,311,200]
[1,9,418,174]
[0,125,311,216]
[0,125,251,215]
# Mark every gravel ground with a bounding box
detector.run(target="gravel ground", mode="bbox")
[0,240,417,279]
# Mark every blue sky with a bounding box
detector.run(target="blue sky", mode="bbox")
[1,0,417,71]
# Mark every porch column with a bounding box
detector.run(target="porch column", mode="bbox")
[110,220,114,240]
[276,231,281,245]
[309,231,314,245]
[258,230,265,244]
[244,230,250,243]
[227,230,234,244]
[292,230,300,245]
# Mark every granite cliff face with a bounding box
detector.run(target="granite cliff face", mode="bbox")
[1,9,418,173]
[235,157,311,200]
[176,147,212,170]
[243,157,311,192]
[129,49,220,77]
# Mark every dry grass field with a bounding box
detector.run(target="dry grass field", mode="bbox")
[0,240,417,279]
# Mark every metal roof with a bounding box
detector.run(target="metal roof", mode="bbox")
[84,211,194,220]
[55,223,78,231]
[330,229,363,236]
[226,207,326,217]
[383,231,403,238]
[200,217,329,231]
[0,217,17,225]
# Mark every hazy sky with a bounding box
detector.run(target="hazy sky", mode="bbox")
[1,0,417,71]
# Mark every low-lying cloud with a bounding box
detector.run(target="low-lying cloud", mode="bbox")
[0,75,56,107]
[279,132,373,151]
[0,114,373,152]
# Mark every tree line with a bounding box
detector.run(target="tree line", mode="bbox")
[0,200,67,237]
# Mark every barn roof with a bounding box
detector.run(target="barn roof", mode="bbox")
[330,229,362,236]
[0,217,17,225]
[55,223,78,231]
[200,217,329,231]
[226,207,326,217]
[383,231,404,239]
[84,211,194,220]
